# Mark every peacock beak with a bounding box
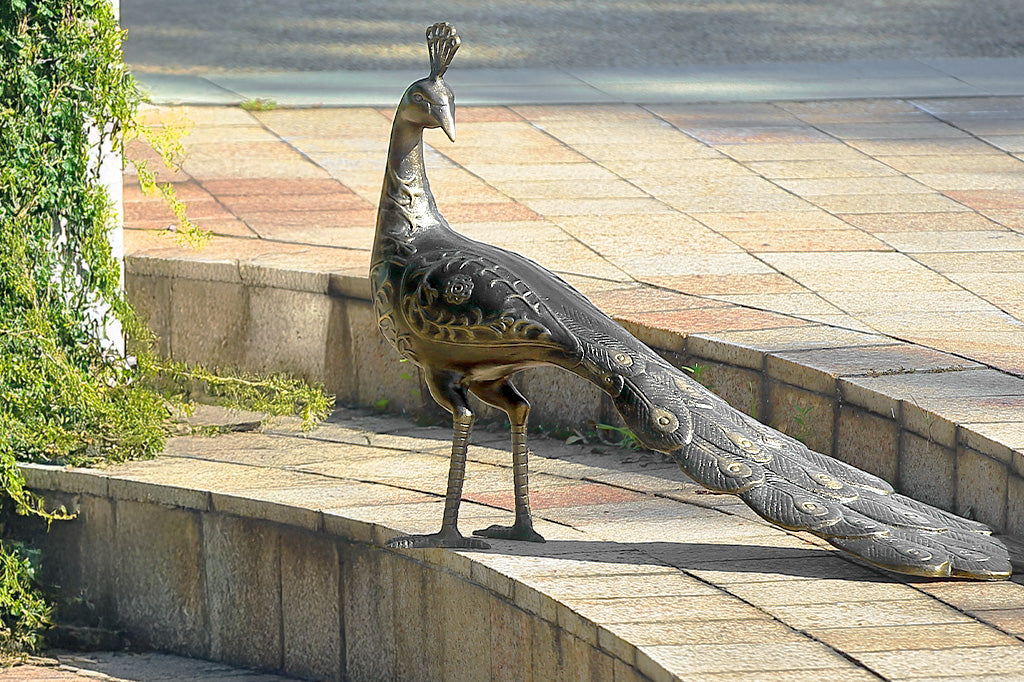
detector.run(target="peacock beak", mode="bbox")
[438,105,456,142]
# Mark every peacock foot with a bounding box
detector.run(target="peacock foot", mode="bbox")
[473,522,546,543]
[385,529,491,550]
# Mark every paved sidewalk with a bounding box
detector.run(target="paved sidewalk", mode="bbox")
[125,66,1024,377]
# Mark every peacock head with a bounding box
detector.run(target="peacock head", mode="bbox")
[399,22,460,142]
[401,78,456,142]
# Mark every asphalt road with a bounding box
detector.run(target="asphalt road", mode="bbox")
[122,0,1024,74]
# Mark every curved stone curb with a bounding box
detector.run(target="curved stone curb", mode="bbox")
[16,409,1024,681]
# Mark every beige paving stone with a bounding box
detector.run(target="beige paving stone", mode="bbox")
[777,175,932,196]
[855,645,1024,679]
[811,192,969,214]
[454,121,560,148]
[660,184,814,213]
[747,158,902,178]
[845,137,1000,156]
[565,594,761,624]
[984,208,1024,230]
[840,210,1005,232]
[490,178,649,199]
[877,153,1024,174]
[606,617,803,647]
[570,141,723,162]
[471,161,622,182]
[718,142,871,162]
[181,156,331,180]
[646,272,808,296]
[254,107,391,136]
[914,171,1024,192]
[443,143,586,165]
[914,250,1024,273]
[917,578,1024,612]
[680,671,880,682]
[809,622,1020,653]
[726,229,890,252]
[726,575,913,607]
[518,196,675,217]
[983,134,1024,153]
[960,422,1024,465]
[615,158,756,181]
[684,126,834,146]
[522,572,719,600]
[764,597,974,630]
[882,229,1024,252]
[637,641,850,676]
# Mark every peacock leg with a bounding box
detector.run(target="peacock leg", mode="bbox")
[470,378,545,543]
[385,370,490,550]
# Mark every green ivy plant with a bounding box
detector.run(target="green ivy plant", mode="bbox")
[0,0,330,657]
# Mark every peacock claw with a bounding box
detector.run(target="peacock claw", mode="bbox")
[385,530,491,550]
[473,523,546,543]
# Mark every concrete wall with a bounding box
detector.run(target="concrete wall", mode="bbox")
[21,471,649,682]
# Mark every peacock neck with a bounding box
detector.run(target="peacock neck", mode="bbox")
[377,115,442,241]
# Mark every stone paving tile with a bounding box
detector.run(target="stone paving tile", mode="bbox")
[639,641,853,676]
[810,622,1021,652]
[606,617,803,647]
[727,228,890,252]
[763,598,976,630]
[748,157,902,178]
[855,645,1024,680]
[839,211,1007,232]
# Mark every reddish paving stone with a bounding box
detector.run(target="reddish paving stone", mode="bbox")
[218,192,372,214]
[124,200,178,222]
[122,180,212,203]
[242,209,378,231]
[126,198,236,223]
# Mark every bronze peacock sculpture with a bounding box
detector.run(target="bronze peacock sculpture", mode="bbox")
[370,23,1011,580]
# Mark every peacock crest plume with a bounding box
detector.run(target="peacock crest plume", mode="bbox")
[426,22,460,79]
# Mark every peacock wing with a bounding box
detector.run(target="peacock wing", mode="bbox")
[396,239,589,360]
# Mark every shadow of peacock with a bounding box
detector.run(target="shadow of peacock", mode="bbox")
[369,22,1011,580]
